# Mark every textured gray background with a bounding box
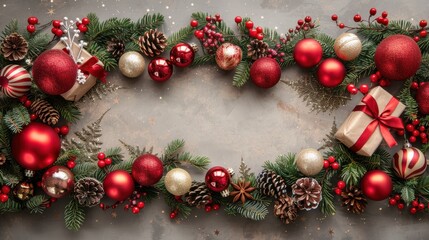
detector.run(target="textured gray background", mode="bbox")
[1,0,429,239]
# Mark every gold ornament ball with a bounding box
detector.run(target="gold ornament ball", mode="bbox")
[295,148,324,176]
[164,168,192,196]
[118,51,146,78]
[334,33,362,61]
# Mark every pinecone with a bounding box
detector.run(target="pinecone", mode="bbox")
[274,195,298,224]
[74,177,105,207]
[247,39,268,60]
[106,38,125,59]
[1,33,28,61]
[184,181,212,208]
[30,99,60,125]
[138,29,167,57]
[341,186,367,214]
[291,177,322,211]
[257,169,287,199]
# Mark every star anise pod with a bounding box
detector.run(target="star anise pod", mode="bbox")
[230,181,256,204]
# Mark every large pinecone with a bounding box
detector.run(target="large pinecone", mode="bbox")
[106,38,125,59]
[74,177,105,207]
[257,169,287,199]
[138,29,167,57]
[247,39,268,61]
[341,186,367,214]
[291,177,322,211]
[1,33,28,61]
[185,181,212,208]
[30,99,60,125]
[274,195,298,224]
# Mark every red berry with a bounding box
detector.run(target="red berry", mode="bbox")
[78,24,88,33]
[97,160,106,168]
[381,11,388,18]
[297,19,304,26]
[323,160,330,169]
[359,84,369,94]
[81,17,90,25]
[346,84,355,93]
[413,130,420,137]
[245,20,254,29]
[414,36,420,42]
[376,17,384,24]
[205,205,212,212]
[382,18,389,26]
[420,30,427,38]
[27,25,36,33]
[28,16,39,25]
[331,14,338,21]
[396,129,405,136]
[55,28,64,37]
[256,33,264,40]
[334,187,342,195]
[420,20,428,28]
[305,16,312,23]
[412,200,419,207]
[97,152,106,160]
[370,74,379,83]
[30,113,37,121]
[51,27,58,34]
[369,8,377,16]
[137,201,145,209]
[256,26,263,33]
[394,194,401,201]
[174,195,182,202]
[99,203,105,209]
[328,156,336,163]
[406,124,415,132]
[54,127,60,134]
[132,206,140,214]
[24,100,32,108]
[350,87,358,95]
[190,20,198,28]
[1,186,10,195]
[397,203,405,210]
[60,125,69,135]
[104,158,112,165]
[331,162,340,170]
[249,29,257,38]
[412,119,420,125]
[419,132,426,139]
[411,81,419,89]
[337,180,346,189]
[422,138,428,144]
[409,136,417,143]
[234,16,242,24]
[0,194,8,203]
[338,23,345,29]
[170,212,176,219]
[194,30,204,39]
[19,95,28,103]
[50,197,57,203]
[418,203,425,210]
[67,161,76,169]
[212,203,220,210]
[389,198,397,206]
[420,126,426,132]
[410,207,417,214]
[214,14,220,20]
[353,14,362,22]
[375,71,382,78]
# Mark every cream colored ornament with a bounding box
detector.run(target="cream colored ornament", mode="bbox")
[295,148,324,176]
[118,51,146,78]
[334,33,362,61]
[164,168,192,196]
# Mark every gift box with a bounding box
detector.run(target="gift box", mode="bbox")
[52,41,106,101]
[335,86,405,156]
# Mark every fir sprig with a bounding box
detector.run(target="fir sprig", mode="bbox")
[64,199,86,231]
[232,61,250,87]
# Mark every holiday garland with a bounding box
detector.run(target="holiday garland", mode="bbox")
[1,8,429,231]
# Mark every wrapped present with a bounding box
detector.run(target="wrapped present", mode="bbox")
[52,41,106,101]
[335,86,405,156]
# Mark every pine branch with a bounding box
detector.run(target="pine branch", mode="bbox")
[0,119,12,159]
[401,185,415,205]
[398,79,418,122]
[357,21,415,43]
[224,200,268,221]
[176,152,210,171]
[84,13,134,45]
[162,139,209,171]
[164,139,185,158]
[166,26,194,50]
[0,169,21,186]
[73,162,98,180]
[86,43,117,71]
[191,54,215,67]
[416,53,429,79]
[238,159,253,181]
[55,148,80,166]
[320,181,335,215]
[0,199,22,214]
[49,97,82,124]
[341,162,367,189]
[263,153,303,186]
[3,105,30,133]
[232,61,250,87]
[133,13,165,35]
[26,195,48,214]
[315,33,336,59]
[1,19,19,38]
[64,199,86,231]
[417,176,429,196]
[318,120,338,151]
[262,27,280,46]
[119,140,151,160]
[105,147,124,164]
[156,179,192,220]
[26,33,50,60]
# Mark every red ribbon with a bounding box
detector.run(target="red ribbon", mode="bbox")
[78,56,107,83]
[350,94,404,152]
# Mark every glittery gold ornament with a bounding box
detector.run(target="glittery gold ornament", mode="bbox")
[334,33,362,61]
[118,51,146,78]
[164,168,192,196]
[13,181,34,201]
[295,148,324,176]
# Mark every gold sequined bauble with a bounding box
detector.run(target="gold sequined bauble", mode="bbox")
[334,33,362,61]
[13,182,34,201]
[295,148,324,176]
[164,168,192,196]
[118,51,146,78]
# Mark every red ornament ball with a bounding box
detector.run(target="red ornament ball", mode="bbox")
[41,166,74,198]
[374,34,421,81]
[0,65,32,98]
[132,154,164,186]
[250,57,281,88]
[361,170,392,201]
[393,147,427,179]
[317,58,346,88]
[205,166,230,192]
[215,43,242,71]
[416,82,429,115]
[148,57,173,82]
[32,49,77,95]
[293,38,323,68]
[103,170,135,201]
[169,43,195,68]
[12,122,61,171]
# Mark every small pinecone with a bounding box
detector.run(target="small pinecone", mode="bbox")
[274,195,298,224]
[30,99,60,125]
[185,181,212,208]
[74,177,105,207]
[341,186,367,214]
[0,153,6,166]
[1,33,29,61]
[247,39,268,61]
[106,38,125,59]
[138,29,167,57]
[257,169,287,198]
[291,177,322,211]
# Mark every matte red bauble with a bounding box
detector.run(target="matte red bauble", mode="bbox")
[293,38,323,68]
[374,34,421,81]
[170,43,195,68]
[148,57,173,82]
[317,58,346,88]
[32,49,77,95]
[103,170,135,201]
[12,122,61,171]
[205,166,230,192]
[250,57,281,88]
[132,153,163,186]
[41,166,74,198]
[215,43,242,70]
[416,82,429,114]
[361,170,392,201]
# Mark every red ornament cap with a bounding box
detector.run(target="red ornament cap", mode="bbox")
[205,166,230,192]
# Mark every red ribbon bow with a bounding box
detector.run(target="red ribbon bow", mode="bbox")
[350,94,404,152]
[78,56,107,83]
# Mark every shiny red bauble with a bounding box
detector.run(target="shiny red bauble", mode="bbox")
[41,166,74,198]
[361,170,392,201]
[293,38,323,68]
[132,154,163,186]
[416,82,429,114]
[374,34,421,81]
[317,58,346,88]
[205,166,230,192]
[12,122,61,171]
[170,43,195,68]
[215,43,242,70]
[103,170,135,201]
[250,57,281,88]
[148,57,173,82]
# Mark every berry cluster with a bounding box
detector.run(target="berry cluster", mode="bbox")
[237,18,265,40]
[333,180,346,195]
[369,71,391,87]
[397,119,428,144]
[191,14,225,54]
[388,194,427,214]
[0,185,11,203]
[97,152,112,168]
[26,16,39,33]
[415,20,428,42]
[323,156,340,170]
[100,188,147,214]
[51,17,90,38]
[346,83,369,95]
[331,8,390,29]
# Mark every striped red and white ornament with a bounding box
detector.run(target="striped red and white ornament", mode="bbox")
[393,146,427,179]
[0,65,32,98]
